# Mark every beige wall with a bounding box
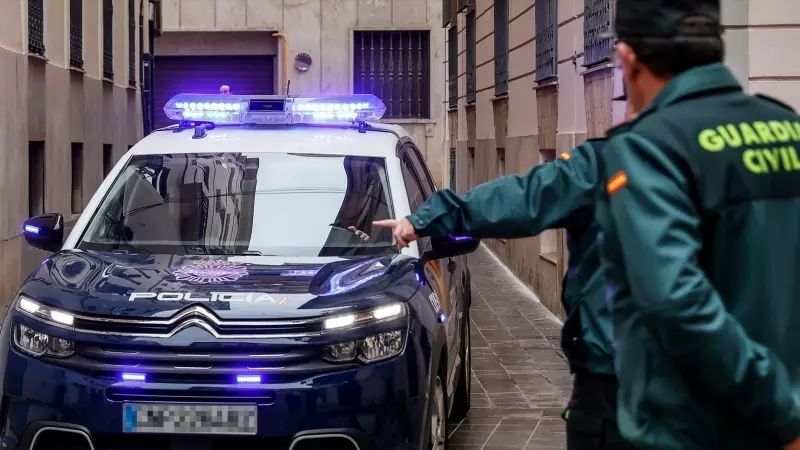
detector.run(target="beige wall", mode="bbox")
[157,0,447,186]
[723,0,800,109]
[446,0,800,318]
[0,0,147,313]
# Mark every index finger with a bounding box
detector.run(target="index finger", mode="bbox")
[372,220,396,228]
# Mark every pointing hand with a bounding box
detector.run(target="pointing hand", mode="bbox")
[372,218,419,249]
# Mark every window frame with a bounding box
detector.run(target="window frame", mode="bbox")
[128,0,136,87]
[28,0,45,56]
[535,0,558,82]
[447,25,458,110]
[69,0,83,69]
[103,0,114,80]
[493,0,509,96]
[352,30,431,120]
[582,0,613,67]
[465,9,477,105]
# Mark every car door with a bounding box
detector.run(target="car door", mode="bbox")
[399,144,465,384]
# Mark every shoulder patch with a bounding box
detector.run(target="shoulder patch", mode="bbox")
[559,152,571,160]
[755,94,796,112]
[606,170,628,196]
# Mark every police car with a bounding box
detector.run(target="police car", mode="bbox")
[5,93,478,450]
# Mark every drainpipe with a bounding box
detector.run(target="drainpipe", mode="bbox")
[272,32,289,95]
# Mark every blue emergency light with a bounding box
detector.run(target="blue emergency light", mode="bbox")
[163,93,387,125]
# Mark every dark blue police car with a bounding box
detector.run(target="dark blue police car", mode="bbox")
[2,94,478,450]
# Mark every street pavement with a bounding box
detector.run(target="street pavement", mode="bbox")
[450,245,570,449]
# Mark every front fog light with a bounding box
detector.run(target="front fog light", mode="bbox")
[323,341,358,362]
[323,330,405,364]
[358,330,404,363]
[14,324,75,358]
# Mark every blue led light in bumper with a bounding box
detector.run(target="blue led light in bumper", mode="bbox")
[236,375,262,384]
[121,373,147,382]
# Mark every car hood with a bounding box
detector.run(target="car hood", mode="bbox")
[18,250,421,320]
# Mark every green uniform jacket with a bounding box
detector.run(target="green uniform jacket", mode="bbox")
[597,63,800,449]
[408,140,615,375]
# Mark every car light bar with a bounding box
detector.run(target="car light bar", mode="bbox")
[163,93,387,125]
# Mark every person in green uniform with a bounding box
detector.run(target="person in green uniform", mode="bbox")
[598,0,800,449]
[374,110,637,448]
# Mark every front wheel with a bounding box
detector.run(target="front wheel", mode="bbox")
[449,297,471,420]
[426,373,448,450]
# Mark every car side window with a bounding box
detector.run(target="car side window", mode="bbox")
[405,144,436,197]
[400,154,425,213]
[400,152,434,253]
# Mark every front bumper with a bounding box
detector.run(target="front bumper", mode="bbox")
[1,346,425,450]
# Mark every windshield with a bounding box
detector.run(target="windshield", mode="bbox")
[77,152,397,257]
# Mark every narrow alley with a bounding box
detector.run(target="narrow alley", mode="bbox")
[451,246,570,449]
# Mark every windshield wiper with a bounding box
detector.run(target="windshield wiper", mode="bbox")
[110,243,152,255]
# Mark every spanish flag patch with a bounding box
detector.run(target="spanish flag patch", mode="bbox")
[559,152,571,161]
[606,170,628,196]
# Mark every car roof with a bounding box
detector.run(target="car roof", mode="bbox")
[128,123,411,158]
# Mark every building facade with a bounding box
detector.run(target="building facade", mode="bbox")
[444,0,800,317]
[0,0,152,311]
[155,0,446,184]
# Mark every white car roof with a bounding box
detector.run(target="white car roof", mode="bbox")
[128,123,411,158]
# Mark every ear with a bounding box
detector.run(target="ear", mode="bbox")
[615,41,638,78]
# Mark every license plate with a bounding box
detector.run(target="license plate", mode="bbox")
[122,403,257,435]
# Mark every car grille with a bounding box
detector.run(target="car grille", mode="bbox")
[44,343,357,387]
[68,306,325,339]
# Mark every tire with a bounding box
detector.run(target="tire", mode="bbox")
[425,369,449,450]
[448,290,471,421]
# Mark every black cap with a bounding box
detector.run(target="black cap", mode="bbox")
[613,0,721,39]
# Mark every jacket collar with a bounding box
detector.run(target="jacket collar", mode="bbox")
[636,63,742,118]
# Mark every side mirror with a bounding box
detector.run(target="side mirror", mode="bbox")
[420,234,480,261]
[22,214,65,253]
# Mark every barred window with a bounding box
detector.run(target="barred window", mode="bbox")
[449,148,456,191]
[494,0,509,95]
[353,30,430,120]
[535,0,558,81]
[128,0,136,87]
[28,0,45,56]
[103,0,114,80]
[465,9,476,104]
[447,25,458,110]
[583,0,613,66]
[69,0,83,68]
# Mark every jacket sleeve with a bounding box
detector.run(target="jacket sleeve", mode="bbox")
[407,142,602,239]
[603,133,800,444]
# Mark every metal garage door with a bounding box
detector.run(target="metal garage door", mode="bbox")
[153,55,275,129]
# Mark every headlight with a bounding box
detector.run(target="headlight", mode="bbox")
[324,330,405,364]
[15,296,75,327]
[323,302,407,331]
[13,296,76,358]
[13,324,75,358]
